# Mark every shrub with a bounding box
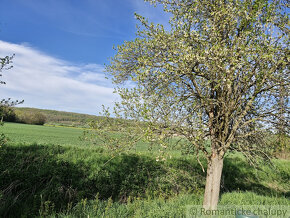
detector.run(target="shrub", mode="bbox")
[0,105,16,122]
[15,111,46,125]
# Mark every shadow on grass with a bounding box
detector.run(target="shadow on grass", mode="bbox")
[222,156,289,197]
[0,144,288,217]
[0,144,86,217]
[0,144,200,217]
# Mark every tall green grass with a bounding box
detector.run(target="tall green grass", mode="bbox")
[1,142,289,217]
[47,192,290,217]
[0,123,289,217]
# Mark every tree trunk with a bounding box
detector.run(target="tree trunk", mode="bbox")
[203,154,224,210]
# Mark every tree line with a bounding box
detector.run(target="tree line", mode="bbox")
[0,106,46,125]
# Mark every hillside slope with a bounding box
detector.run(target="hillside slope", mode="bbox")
[14,107,101,127]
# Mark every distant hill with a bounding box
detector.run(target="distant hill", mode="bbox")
[14,107,102,127]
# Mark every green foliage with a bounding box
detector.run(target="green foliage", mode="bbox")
[106,0,289,164]
[84,107,146,153]
[0,121,6,148]
[1,142,289,217]
[0,123,289,217]
[222,155,290,195]
[220,191,290,206]
[15,110,47,125]
[0,133,7,148]
[0,143,203,217]
[0,106,111,127]
[0,106,106,127]
[267,133,290,159]
[14,107,103,127]
[0,105,17,122]
[52,193,203,218]
[51,192,289,217]
[105,0,289,208]
[275,134,290,159]
[42,192,289,218]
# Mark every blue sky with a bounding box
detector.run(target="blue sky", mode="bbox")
[0,0,168,115]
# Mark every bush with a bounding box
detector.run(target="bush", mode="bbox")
[15,111,46,125]
[0,105,16,122]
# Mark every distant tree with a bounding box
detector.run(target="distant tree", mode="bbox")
[91,0,289,210]
[15,111,46,125]
[0,105,16,122]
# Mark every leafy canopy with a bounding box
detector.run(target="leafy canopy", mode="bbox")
[94,0,290,164]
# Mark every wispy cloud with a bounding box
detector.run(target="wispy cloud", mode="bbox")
[0,40,117,115]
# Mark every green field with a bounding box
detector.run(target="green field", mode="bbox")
[2,122,87,146]
[1,122,289,217]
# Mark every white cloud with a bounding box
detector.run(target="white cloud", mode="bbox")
[76,64,109,84]
[0,40,118,115]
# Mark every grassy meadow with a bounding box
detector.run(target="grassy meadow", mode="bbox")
[2,122,87,146]
[0,120,289,217]
[1,122,161,153]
